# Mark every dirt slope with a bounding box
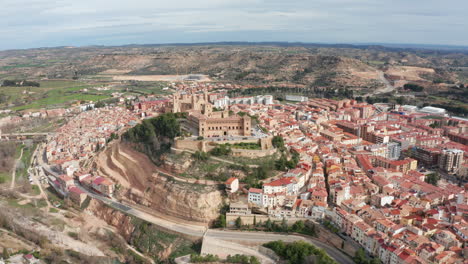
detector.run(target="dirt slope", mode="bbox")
[94,142,224,223]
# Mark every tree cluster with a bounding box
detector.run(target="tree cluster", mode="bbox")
[263,219,318,236]
[209,144,233,156]
[275,150,299,171]
[123,113,181,143]
[190,254,219,263]
[264,240,337,264]
[403,83,424,92]
[272,135,285,149]
[1,79,40,87]
[94,101,106,108]
[226,254,260,264]
[425,172,440,186]
[192,151,209,161]
[353,248,382,264]
[122,113,182,159]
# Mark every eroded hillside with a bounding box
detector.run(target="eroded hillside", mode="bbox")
[1,44,466,89]
[94,142,224,223]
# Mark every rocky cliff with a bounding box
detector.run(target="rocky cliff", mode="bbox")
[87,199,198,260]
[126,175,223,223]
[87,199,135,241]
[94,142,224,223]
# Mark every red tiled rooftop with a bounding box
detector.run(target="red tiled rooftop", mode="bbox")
[249,188,262,194]
[225,177,238,185]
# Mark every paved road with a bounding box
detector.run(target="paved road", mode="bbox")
[73,183,207,238]
[206,230,354,264]
[36,147,353,263]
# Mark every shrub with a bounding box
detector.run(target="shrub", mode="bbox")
[264,240,337,264]
[403,83,424,92]
[190,254,219,263]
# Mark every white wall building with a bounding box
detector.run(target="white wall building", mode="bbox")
[285,95,308,102]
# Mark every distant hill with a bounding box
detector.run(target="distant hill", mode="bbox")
[0,43,467,105]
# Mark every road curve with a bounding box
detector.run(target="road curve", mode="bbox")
[37,146,353,263]
[206,229,354,264]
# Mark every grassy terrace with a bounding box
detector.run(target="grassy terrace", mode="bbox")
[15,143,37,182]
[231,142,262,150]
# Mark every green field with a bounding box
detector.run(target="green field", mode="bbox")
[0,80,112,111]
[125,81,172,95]
[13,93,108,111]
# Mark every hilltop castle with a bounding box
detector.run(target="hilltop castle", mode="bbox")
[172,91,251,137]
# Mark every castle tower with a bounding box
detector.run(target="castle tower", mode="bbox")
[204,89,209,102]
[173,92,180,113]
[242,116,251,136]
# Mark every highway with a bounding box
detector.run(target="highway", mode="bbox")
[36,146,353,263]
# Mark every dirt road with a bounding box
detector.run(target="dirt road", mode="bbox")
[10,147,23,189]
[363,70,395,97]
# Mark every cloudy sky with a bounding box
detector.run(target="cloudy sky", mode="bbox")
[2,0,467,50]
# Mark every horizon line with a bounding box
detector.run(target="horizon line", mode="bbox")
[2,41,468,53]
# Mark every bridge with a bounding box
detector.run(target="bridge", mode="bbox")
[0,132,54,141]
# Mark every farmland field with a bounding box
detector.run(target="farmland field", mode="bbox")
[0,80,110,111]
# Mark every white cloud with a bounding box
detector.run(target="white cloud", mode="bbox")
[1,0,467,50]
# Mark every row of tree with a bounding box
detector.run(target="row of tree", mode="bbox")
[1,79,40,87]
[264,240,337,264]
[230,217,318,237]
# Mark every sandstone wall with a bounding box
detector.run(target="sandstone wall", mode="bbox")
[125,175,223,223]
[95,142,224,224]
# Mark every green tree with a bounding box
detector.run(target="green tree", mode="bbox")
[272,136,285,149]
[403,83,424,92]
[250,256,260,264]
[264,240,337,264]
[192,151,209,161]
[2,248,9,259]
[265,218,273,231]
[275,154,288,171]
[291,220,305,233]
[353,248,367,264]
[94,101,106,108]
[235,217,242,229]
[425,172,440,186]
[281,217,288,232]
[429,123,440,129]
[253,215,257,226]
[218,214,226,228]
[210,144,232,156]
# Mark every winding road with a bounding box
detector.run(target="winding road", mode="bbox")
[205,230,354,264]
[36,145,353,264]
[363,70,395,97]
